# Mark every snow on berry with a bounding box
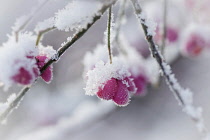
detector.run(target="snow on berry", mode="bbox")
[36,45,56,83]
[180,23,210,57]
[0,32,39,89]
[54,1,103,32]
[0,32,56,89]
[84,57,135,106]
[118,35,148,95]
[38,45,56,59]
[83,44,108,74]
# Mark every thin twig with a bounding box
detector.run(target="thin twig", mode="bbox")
[130,0,184,105]
[0,86,30,121]
[36,27,56,46]
[130,0,209,138]
[0,0,117,123]
[161,0,168,55]
[107,6,113,64]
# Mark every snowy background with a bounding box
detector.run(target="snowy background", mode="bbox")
[0,0,210,140]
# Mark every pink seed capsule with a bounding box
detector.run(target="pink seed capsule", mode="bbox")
[36,55,53,83]
[133,74,147,95]
[155,26,178,43]
[12,67,33,85]
[112,80,130,106]
[185,34,205,56]
[97,78,118,100]
[167,27,178,43]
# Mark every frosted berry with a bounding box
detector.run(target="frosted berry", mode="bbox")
[36,55,53,83]
[112,80,130,106]
[155,26,178,43]
[132,74,148,95]
[97,78,118,100]
[12,67,33,85]
[184,34,205,57]
[167,27,178,43]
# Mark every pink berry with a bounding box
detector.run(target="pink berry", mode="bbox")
[36,55,53,83]
[97,78,118,100]
[167,27,178,43]
[185,34,205,56]
[12,67,33,85]
[132,74,147,95]
[112,80,130,106]
[155,26,178,43]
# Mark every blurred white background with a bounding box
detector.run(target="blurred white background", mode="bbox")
[0,0,210,140]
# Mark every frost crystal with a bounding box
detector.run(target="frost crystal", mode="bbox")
[54,1,103,31]
[38,45,57,58]
[136,11,157,36]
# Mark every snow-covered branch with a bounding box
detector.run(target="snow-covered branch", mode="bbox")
[0,0,117,123]
[13,0,50,42]
[130,0,209,139]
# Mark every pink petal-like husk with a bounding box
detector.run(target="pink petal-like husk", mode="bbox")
[97,78,118,100]
[12,67,33,85]
[112,80,130,106]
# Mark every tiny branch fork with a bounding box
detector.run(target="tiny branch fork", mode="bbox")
[15,0,50,42]
[36,27,56,46]
[0,0,117,122]
[130,0,209,138]
[107,6,113,64]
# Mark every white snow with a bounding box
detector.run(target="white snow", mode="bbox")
[136,11,157,36]
[118,34,147,77]
[85,57,131,96]
[38,45,56,58]
[54,1,103,32]
[34,18,55,34]
[0,32,56,88]
[83,44,108,74]
[0,33,38,88]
